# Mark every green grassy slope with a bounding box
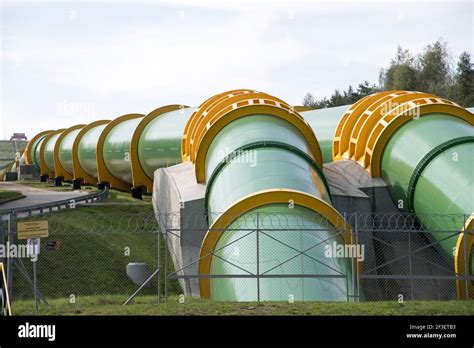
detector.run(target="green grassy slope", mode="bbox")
[12,203,179,300]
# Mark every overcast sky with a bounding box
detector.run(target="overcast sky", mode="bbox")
[1,0,472,139]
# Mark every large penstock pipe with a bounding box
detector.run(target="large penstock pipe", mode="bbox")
[182,89,354,301]
[38,129,65,180]
[72,120,110,186]
[130,105,194,194]
[54,124,86,183]
[95,113,145,191]
[331,91,474,299]
[300,105,350,163]
[24,130,54,170]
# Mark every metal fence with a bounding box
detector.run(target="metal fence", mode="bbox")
[0,205,472,311]
[157,211,473,302]
[0,203,167,310]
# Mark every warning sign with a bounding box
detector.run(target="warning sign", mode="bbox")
[17,221,49,240]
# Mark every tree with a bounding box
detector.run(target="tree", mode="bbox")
[419,41,452,97]
[379,46,421,90]
[302,92,317,108]
[302,40,471,107]
[455,52,474,106]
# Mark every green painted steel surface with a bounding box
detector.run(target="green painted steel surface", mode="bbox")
[413,142,474,254]
[43,133,61,172]
[58,128,82,175]
[103,117,143,184]
[204,114,349,301]
[301,105,350,163]
[138,107,195,179]
[205,115,331,221]
[207,147,330,217]
[78,124,107,179]
[31,136,47,169]
[210,204,351,301]
[381,114,474,255]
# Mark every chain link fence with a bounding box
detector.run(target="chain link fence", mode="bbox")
[0,206,472,308]
[158,211,473,302]
[0,205,179,306]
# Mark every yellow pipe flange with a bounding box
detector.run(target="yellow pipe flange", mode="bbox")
[130,104,189,193]
[53,124,85,181]
[39,129,65,177]
[197,189,352,299]
[96,113,144,191]
[351,92,435,164]
[72,120,110,185]
[455,215,474,300]
[332,90,402,161]
[189,92,289,163]
[24,130,54,165]
[181,89,257,161]
[366,100,473,176]
[193,103,322,183]
[183,89,266,162]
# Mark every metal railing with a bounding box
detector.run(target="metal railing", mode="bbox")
[0,188,109,218]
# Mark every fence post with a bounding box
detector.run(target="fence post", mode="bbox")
[157,224,161,304]
[408,230,414,300]
[463,214,469,300]
[346,212,353,302]
[7,213,15,303]
[0,218,5,265]
[354,213,360,303]
[164,214,168,303]
[256,213,260,302]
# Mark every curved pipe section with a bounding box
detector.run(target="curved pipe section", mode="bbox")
[72,120,110,185]
[332,91,474,298]
[24,130,54,169]
[131,104,193,193]
[39,129,65,178]
[54,124,85,181]
[301,105,350,163]
[96,113,144,191]
[182,90,353,301]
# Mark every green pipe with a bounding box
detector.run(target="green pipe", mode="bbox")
[301,105,350,163]
[58,128,82,175]
[137,107,196,179]
[211,204,350,301]
[381,114,474,255]
[77,123,108,179]
[204,114,351,301]
[102,117,144,185]
[31,136,47,170]
[43,133,61,172]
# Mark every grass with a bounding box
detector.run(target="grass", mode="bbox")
[11,295,474,316]
[12,204,179,301]
[0,189,24,204]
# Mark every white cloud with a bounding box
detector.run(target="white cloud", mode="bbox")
[1,0,472,138]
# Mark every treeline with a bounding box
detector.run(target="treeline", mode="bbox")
[303,41,473,108]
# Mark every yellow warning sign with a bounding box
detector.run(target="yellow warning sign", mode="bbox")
[17,221,49,240]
